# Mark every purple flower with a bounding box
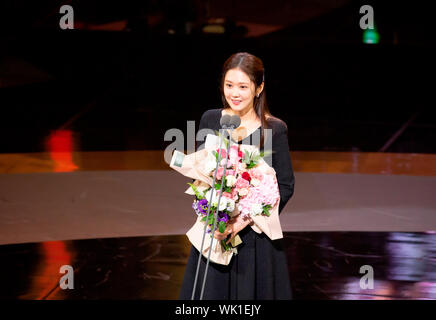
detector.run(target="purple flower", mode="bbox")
[218,211,229,223]
[197,199,209,215]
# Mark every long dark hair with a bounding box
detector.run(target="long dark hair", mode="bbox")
[220,52,273,149]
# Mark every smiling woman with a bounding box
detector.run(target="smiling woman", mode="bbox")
[178,52,295,300]
[220,53,268,149]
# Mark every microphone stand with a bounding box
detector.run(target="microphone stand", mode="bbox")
[191,125,232,300]
[199,126,235,300]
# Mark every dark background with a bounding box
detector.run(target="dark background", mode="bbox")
[1,0,435,153]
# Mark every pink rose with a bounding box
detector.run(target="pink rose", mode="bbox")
[231,188,239,200]
[249,168,264,181]
[226,169,235,176]
[216,167,225,180]
[229,145,241,161]
[222,192,233,199]
[235,177,249,189]
[220,158,234,168]
[215,167,235,180]
[216,148,227,159]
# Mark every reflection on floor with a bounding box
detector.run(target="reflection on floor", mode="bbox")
[1,232,435,300]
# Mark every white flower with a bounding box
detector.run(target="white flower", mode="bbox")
[215,196,228,211]
[238,188,249,196]
[226,175,237,187]
[250,178,260,187]
[206,189,228,211]
[250,203,263,216]
[205,188,217,203]
[226,198,235,212]
[204,153,218,174]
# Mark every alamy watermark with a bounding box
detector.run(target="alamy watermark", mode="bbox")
[59,265,74,289]
[359,265,374,289]
[59,5,74,30]
[359,5,374,30]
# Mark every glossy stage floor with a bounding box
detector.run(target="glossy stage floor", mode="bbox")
[1,149,436,299]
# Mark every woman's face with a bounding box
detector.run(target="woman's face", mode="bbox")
[223,68,259,113]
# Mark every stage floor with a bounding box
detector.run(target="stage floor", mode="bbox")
[0,150,435,299]
[0,151,435,245]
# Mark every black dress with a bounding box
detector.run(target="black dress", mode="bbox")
[178,108,295,300]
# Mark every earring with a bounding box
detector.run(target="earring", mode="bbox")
[256,93,259,97]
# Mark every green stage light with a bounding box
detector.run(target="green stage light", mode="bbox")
[363,28,380,44]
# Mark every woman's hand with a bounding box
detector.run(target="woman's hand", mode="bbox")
[213,223,233,241]
[213,214,253,244]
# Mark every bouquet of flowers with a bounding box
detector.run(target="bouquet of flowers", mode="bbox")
[170,133,283,265]
[188,135,279,250]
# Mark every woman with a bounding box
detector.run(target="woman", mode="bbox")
[179,52,295,300]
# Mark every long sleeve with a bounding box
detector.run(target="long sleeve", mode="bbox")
[271,121,295,214]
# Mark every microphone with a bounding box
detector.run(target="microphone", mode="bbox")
[220,114,231,128]
[198,114,241,299]
[192,113,232,300]
[192,113,241,299]
[220,114,241,129]
[228,115,241,129]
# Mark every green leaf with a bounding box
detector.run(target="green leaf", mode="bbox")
[218,221,226,233]
[214,183,221,190]
[187,182,205,199]
[221,240,229,251]
[262,150,274,158]
[263,205,271,217]
[246,162,256,169]
[212,150,219,162]
[223,137,229,150]
[259,150,273,159]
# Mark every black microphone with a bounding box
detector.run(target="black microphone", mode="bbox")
[219,115,240,143]
[220,114,231,128]
[228,115,241,129]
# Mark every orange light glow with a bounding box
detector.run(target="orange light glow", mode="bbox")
[47,129,78,172]
[19,241,75,300]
